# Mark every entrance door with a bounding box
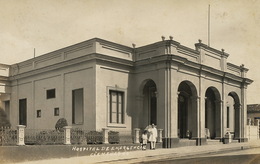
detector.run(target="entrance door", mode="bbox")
[178,95,188,138]
[143,80,157,126]
[19,99,27,126]
[150,96,157,125]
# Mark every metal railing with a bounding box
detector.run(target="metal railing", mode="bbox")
[25,129,64,145]
[0,127,17,146]
[0,126,162,146]
[109,131,133,144]
[71,129,103,145]
[70,129,133,144]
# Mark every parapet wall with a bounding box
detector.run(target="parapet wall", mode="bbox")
[3,38,248,79]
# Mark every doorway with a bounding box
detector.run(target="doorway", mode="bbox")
[177,81,198,139]
[19,99,27,126]
[143,80,157,125]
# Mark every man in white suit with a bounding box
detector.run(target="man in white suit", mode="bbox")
[148,123,157,150]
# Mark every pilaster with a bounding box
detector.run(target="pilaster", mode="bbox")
[222,73,227,138]
[198,67,206,143]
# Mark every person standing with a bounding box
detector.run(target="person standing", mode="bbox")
[141,130,148,150]
[148,123,157,150]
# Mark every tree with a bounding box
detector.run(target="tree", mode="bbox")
[55,118,68,132]
[0,108,11,128]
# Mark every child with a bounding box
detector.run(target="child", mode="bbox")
[141,130,148,150]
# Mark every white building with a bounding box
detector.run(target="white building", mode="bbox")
[0,37,253,147]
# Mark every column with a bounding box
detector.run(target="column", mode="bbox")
[197,94,207,146]
[17,125,26,146]
[198,96,206,144]
[198,67,207,145]
[170,91,179,139]
[241,89,247,141]
[215,99,223,140]
[163,60,177,148]
[239,104,243,141]
[240,64,248,142]
[190,96,199,139]
[234,104,242,140]
[204,97,208,139]
[157,129,163,143]
[222,73,227,141]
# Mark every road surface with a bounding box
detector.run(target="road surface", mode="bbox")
[138,147,260,164]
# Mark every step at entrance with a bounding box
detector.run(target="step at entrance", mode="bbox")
[207,139,223,145]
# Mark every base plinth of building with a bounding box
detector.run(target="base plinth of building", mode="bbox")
[162,138,180,148]
[238,138,248,142]
[196,138,207,146]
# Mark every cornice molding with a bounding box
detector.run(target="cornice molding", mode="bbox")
[134,54,252,85]
[2,38,252,87]
[9,53,134,80]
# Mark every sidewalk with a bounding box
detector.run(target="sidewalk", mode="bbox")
[19,140,260,164]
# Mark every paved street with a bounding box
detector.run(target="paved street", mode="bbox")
[17,141,260,164]
[138,148,260,164]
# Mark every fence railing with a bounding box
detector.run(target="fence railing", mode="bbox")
[0,127,17,146]
[0,126,163,146]
[70,129,134,145]
[71,129,103,145]
[25,129,64,145]
[109,130,133,144]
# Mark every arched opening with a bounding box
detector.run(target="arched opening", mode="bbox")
[143,80,157,125]
[178,81,198,139]
[227,92,240,139]
[205,87,221,139]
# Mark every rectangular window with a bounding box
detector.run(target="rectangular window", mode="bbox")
[54,108,59,116]
[227,107,230,128]
[109,90,124,124]
[19,99,27,125]
[72,88,84,124]
[46,89,56,99]
[4,101,10,121]
[37,110,41,118]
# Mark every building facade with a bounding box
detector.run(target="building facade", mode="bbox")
[0,37,253,147]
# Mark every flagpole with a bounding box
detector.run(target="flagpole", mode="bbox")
[208,4,210,47]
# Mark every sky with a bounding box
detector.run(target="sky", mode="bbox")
[0,0,259,104]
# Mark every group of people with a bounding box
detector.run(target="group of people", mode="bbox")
[141,123,157,150]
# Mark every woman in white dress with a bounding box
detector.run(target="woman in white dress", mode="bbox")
[148,124,157,150]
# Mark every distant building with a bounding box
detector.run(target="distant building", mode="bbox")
[247,104,260,122]
[0,37,253,147]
